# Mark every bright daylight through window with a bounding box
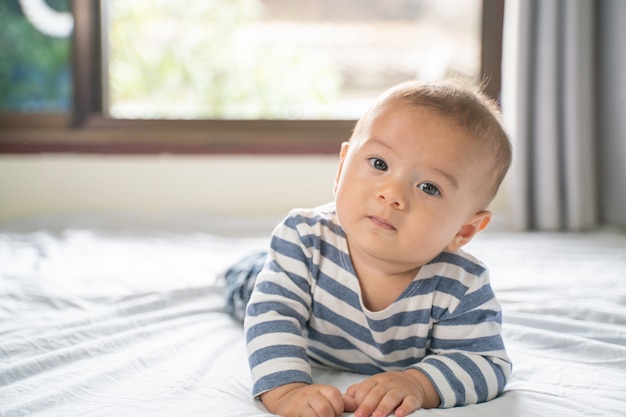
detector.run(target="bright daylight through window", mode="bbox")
[104,0,482,120]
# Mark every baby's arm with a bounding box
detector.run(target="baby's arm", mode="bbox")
[343,369,439,417]
[261,382,344,417]
[245,213,342,416]
[406,261,511,408]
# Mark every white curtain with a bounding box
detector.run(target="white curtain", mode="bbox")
[501,0,626,231]
[596,0,626,229]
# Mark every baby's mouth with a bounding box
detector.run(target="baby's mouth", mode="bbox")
[368,215,396,231]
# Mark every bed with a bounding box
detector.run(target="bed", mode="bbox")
[1,213,625,417]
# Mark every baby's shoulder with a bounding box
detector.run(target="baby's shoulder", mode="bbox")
[283,203,342,235]
[287,203,336,220]
[425,249,490,287]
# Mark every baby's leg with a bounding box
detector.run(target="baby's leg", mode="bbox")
[222,251,267,322]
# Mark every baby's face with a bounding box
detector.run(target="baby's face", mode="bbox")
[334,101,492,273]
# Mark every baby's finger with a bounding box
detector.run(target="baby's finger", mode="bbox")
[353,387,391,417]
[364,389,405,417]
[318,386,344,416]
[307,397,337,417]
[345,383,357,397]
[343,393,358,412]
[346,379,376,405]
[393,395,421,417]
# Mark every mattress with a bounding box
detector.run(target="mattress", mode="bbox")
[1,214,625,417]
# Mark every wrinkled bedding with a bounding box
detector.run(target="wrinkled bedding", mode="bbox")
[1,215,625,417]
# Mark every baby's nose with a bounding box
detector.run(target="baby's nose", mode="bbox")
[376,183,407,209]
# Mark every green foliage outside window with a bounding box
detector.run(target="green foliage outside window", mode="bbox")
[0,0,72,112]
[108,0,342,119]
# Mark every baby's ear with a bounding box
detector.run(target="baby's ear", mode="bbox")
[446,211,492,252]
[333,142,350,194]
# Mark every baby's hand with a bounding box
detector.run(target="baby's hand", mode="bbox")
[343,370,440,417]
[261,382,344,417]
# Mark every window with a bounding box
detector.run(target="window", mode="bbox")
[104,0,483,120]
[0,0,504,154]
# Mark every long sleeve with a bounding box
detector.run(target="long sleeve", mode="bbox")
[244,212,319,398]
[410,252,511,407]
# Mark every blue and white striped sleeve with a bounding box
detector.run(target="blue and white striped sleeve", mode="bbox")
[243,213,316,398]
[411,253,512,408]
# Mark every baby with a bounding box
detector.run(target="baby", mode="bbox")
[224,80,512,417]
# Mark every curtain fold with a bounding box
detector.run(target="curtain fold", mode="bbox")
[502,0,624,231]
[597,0,626,228]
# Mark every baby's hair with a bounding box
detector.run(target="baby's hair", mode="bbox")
[351,79,512,204]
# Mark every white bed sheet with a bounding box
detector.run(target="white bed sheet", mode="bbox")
[1,215,625,417]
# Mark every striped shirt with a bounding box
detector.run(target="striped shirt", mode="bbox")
[244,204,511,408]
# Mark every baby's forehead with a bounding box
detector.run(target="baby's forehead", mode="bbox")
[354,100,428,134]
[356,100,472,141]
[371,99,455,127]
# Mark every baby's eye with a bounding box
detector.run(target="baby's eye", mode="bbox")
[368,157,388,171]
[418,182,440,196]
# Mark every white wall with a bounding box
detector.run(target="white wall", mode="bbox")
[0,154,339,222]
[0,153,512,229]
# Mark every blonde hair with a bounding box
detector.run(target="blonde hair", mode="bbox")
[351,80,512,204]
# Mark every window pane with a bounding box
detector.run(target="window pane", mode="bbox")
[106,0,481,120]
[0,0,73,113]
